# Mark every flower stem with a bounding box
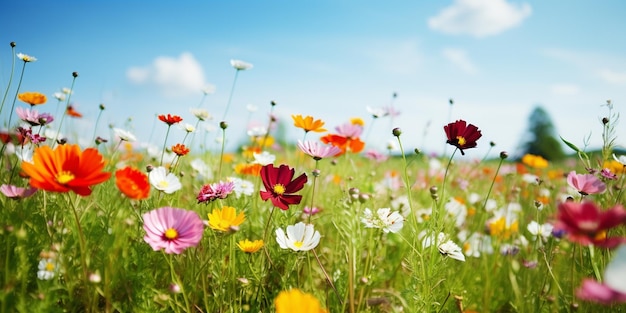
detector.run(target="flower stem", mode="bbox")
[52,74,77,148]
[160,125,172,166]
[221,70,240,121]
[0,45,16,124]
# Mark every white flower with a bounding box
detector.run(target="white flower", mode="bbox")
[527,221,553,242]
[421,232,465,262]
[247,126,267,137]
[252,151,275,166]
[15,144,34,164]
[227,176,254,197]
[149,166,182,194]
[202,84,216,95]
[361,208,404,233]
[230,59,253,70]
[190,158,213,181]
[366,106,388,118]
[445,197,467,228]
[522,173,540,184]
[62,87,72,95]
[53,92,66,102]
[459,231,493,258]
[37,258,57,280]
[17,53,37,62]
[614,154,626,166]
[190,108,211,121]
[113,128,136,142]
[275,222,320,252]
[182,123,195,133]
[604,245,626,293]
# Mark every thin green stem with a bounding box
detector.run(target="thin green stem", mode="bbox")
[52,75,77,148]
[0,45,16,122]
[4,62,26,131]
[160,125,172,166]
[222,70,240,121]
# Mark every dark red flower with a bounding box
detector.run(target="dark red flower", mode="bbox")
[444,120,482,155]
[554,201,626,248]
[158,114,183,125]
[259,164,307,210]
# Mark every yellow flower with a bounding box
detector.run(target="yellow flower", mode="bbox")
[292,115,327,133]
[18,92,47,106]
[274,289,327,313]
[207,206,245,232]
[521,154,548,169]
[237,239,264,253]
[604,160,626,175]
[350,117,365,126]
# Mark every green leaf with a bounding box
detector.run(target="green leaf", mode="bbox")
[560,136,582,153]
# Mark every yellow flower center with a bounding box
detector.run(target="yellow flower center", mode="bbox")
[56,171,75,184]
[164,228,178,240]
[157,181,169,189]
[293,241,304,248]
[45,261,55,271]
[456,136,466,146]
[273,184,286,195]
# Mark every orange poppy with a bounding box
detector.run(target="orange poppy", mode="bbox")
[320,134,365,155]
[158,114,183,125]
[18,92,47,106]
[66,105,83,118]
[21,144,111,196]
[291,115,327,133]
[171,143,190,156]
[115,166,150,200]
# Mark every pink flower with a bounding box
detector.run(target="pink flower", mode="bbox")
[297,140,341,160]
[567,171,606,195]
[0,184,37,199]
[302,206,322,216]
[577,279,626,305]
[142,207,204,254]
[554,201,626,248]
[335,122,363,138]
[364,149,388,162]
[196,181,235,204]
[16,107,54,126]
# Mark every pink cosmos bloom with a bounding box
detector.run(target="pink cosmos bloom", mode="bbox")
[577,279,626,305]
[335,122,363,138]
[567,171,606,195]
[142,207,204,254]
[0,184,37,199]
[302,206,322,216]
[554,201,626,248]
[297,140,341,160]
[196,181,235,204]
[364,149,389,162]
[16,107,54,126]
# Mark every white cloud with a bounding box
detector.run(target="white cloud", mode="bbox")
[442,48,478,74]
[428,0,532,38]
[550,83,580,96]
[598,69,626,85]
[126,52,206,96]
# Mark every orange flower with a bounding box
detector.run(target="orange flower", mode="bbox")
[292,115,327,133]
[18,92,47,106]
[158,114,183,125]
[234,163,262,176]
[171,143,190,156]
[21,144,111,196]
[66,105,82,118]
[115,166,150,200]
[320,134,365,155]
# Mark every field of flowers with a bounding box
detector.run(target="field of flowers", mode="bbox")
[1,44,626,312]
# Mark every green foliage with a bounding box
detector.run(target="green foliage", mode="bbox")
[518,106,567,161]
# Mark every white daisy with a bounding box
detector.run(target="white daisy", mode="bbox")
[37,258,57,280]
[275,222,320,252]
[361,208,404,233]
[149,166,182,194]
[230,59,253,71]
[527,221,553,242]
[252,151,275,166]
[113,128,136,142]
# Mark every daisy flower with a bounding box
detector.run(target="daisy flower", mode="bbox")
[275,222,320,252]
[207,206,245,232]
[148,166,182,194]
[361,207,404,233]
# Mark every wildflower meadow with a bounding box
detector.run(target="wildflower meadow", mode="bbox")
[2,43,626,313]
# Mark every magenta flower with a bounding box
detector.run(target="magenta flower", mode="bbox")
[142,207,204,254]
[567,171,606,195]
[364,149,389,162]
[554,201,626,248]
[196,181,235,204]
[302,206,322,216]
[0,184,37,199]
[16,107,54,126]
[297,140,341,161]
[260,164,307,210]
[577,279,626,305]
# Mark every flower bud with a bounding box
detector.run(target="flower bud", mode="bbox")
[72,72,78,78]
[10,42,16,47]
[312,169,321,177]
[220,121,228,129]
[146,164,154,172]
[500,151,508,159]
[392,127,402,137]
[99,103,106,110]
[602,117,609,125]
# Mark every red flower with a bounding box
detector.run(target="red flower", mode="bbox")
[66,105,83,118]
[115,166,150,200]
[158,114,183,125]
[555,201,626,248]
[171,143,190,156]
[444,120,482,155]
[259,164,307,210]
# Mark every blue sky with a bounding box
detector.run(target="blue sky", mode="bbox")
[1,0,626,158]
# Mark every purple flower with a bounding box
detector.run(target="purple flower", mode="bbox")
[567,171,606,195]
[297,140,341,161]
[600,168,618,180]
[196,181,235,204]
[577,279,626,305]
[302,206,322,216]
[16,107,54,126]
[0,184,37,199]
[142,207,204,254]
[364,149,388,162]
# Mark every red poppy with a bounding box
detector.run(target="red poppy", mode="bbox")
[554,201,626,248]
[259,164,307,210]
[115,166,150,200]
[158,114,183,125]
[444,120,482,155]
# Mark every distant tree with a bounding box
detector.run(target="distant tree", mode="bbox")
[516,106,566,161]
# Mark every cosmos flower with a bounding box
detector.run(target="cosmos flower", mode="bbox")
[237,239,264,253]
[197,181,235,203]
[113,128,137,142]
[366,106,389,118]
[576,245,626,305]
[527,221,553,242]
[190,108,211,121]
[207,206,245,232]
[21,144,111,196]
[292,115,327,133]
[521,154,548,169]
[443,120,482,155]
[320,122,365,155]
[230,59,253,70]
[361,207,404,233]
[202,84,216,95]
[226,176,254,197]
[252,151,276,165]
[260,164,307,210]
[115,166,150,200]
[275,222,321,252]
[15,107,54,126]
[148,166,182,194]
[17,53,37,62]
[171,143,190,156]
[297,140,341,161]
[567,171,606,196]
[0,184,37,199]
[158,114,183,125]
[364,149,389,162]
[554,201,626,248]
[66,105,82,118]
[142,207,204,254]
[18,92,47,106]
[422,232,465,262]
[274,289,327,313]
